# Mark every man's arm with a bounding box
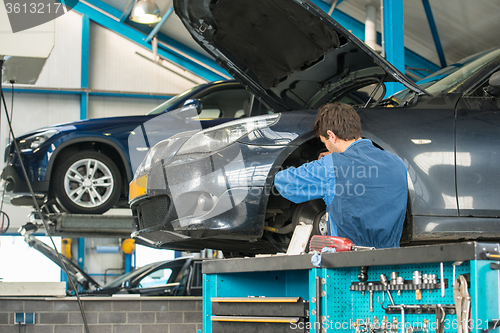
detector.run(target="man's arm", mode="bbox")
[274,157,335,205]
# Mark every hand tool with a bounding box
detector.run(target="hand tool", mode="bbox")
[413,271,422,300]
[396,277,404,295]
[453,275,471,333]
[391,272,398,285]
[435,304,445,333]
[440,262,445,297]
[309,235,375,252]
[452,261,463,286]
[358,266,369,296]
[368,282,374,312]
[379,274,395,306]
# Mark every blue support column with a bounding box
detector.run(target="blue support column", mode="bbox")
[310,0,438,80]
[60,269,68,286]
[81,14,90,120]
[383,0,405,96]
[78,238,85,269]
[125,254,132,273]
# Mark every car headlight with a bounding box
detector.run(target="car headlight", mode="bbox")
[17,129,59,152]
[133,130,198,179]
[176,113,280,157]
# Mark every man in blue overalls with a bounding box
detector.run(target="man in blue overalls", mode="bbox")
[274,102,407,248]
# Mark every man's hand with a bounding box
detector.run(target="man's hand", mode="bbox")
[318,151,331,160]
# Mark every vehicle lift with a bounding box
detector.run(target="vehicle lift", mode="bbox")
[24,211,133,238]
[200,241,500,333]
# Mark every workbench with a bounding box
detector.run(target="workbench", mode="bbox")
[201,242,500,333]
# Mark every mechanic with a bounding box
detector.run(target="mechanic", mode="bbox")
[274,102,408,248]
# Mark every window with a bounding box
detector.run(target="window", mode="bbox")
[137,267,173,288]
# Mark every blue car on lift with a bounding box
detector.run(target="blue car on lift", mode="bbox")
[2,80,270,214]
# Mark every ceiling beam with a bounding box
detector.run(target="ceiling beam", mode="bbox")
[73,0,229,82]
[422,0,446,68]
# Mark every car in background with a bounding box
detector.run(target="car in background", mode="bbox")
[2,80,270,214]
[24,232,202,296]
[129,0,500,256]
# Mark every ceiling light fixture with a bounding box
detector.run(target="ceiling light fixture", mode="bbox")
[130,0,161,24]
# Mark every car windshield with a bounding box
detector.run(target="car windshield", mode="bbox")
[147,84,203,115]
[102,262,156,288]
[392,48,500,102]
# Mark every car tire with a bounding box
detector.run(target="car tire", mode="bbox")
[52,150,122,214]
[292,199,328,236]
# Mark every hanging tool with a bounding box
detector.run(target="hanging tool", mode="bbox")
[435,304,446,333]
[379,274,395,306]
[309,235,375,252]
[368,283,374,312]
[440,262,445,297]
[454,275,471,333]
[452,261,463,286]
[396,277,404,296]
[413,271,422,300]
[358,266,369,296]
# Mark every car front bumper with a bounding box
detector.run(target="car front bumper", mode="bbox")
[2,163,49,194]
[130,140,293,251]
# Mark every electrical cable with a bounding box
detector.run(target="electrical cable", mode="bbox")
[0,63,90,333]
[0,210,9,235]
[9,82,14,141]
[0,81,12,235]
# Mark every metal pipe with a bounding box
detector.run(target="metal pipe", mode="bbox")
[145,6,174,43]
[380,0,385,58]
[365,5,379,51]
[327,0,339,16]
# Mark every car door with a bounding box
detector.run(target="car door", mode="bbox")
[455,70,500,217]
[187,261,203,296]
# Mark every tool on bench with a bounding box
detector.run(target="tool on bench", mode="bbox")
[309,235,375,252]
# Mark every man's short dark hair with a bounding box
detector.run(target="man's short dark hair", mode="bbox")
[314,102,362,140]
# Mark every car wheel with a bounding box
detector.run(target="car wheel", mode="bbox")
[292,199,328,236]
[53,151,122,214]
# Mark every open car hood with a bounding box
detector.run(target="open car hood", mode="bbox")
[24,234,100,292]
[174,0,425,112]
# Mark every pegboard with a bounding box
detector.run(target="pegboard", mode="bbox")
[313,262,471,332]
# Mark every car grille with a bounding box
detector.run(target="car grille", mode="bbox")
[137,196,170,230]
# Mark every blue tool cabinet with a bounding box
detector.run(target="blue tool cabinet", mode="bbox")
[202,242,500,333]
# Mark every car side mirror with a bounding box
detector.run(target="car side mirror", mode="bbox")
[485,71,500,97]
[180,99,203,115]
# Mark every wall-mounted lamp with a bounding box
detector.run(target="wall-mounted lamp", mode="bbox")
[130,0,162,24]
